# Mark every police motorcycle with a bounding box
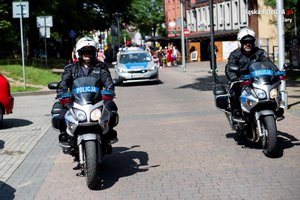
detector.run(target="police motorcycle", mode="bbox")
[213,62,287,157]
[48,77,118,189]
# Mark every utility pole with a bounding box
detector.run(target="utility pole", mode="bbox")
[113,13,121,48]
[276,0,287,109]
[13,1,29,89]
[209,0,218,83]
[180,0,186,72]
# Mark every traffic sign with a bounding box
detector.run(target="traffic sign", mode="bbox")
[12,1,29,18]
[184,29,190,36]
[36,16,53,28]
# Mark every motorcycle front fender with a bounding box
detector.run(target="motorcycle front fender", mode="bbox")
[255,110,275,120]
[77,133,101,146]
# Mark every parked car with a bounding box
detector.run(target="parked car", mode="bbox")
[0,73,14,126]
[113,48,159,85]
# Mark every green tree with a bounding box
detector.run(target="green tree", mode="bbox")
[0,0,165,59]
[128,0,165,37]
[0,1,19,57]
[265,0,300,37]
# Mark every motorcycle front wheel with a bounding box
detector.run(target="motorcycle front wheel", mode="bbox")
[261,115,278,157]
[84,140,98,189]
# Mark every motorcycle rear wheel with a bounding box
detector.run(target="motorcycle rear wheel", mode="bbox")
[261,115,277,157]
[84,140,98,189]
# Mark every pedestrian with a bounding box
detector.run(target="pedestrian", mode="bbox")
[71,47,78,63]
[97,48,106,62]
[207,41,218,72]
[158,46,165,68]
[172,46,178,66]
[166,45,173,67]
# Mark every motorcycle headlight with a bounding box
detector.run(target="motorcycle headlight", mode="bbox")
[270,88,278,99]
[91,108,102,121]
[74,109,86,121]
[255,89,267,99]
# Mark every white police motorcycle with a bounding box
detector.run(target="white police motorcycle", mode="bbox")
[213,62,288,157]
[49,77,118,189]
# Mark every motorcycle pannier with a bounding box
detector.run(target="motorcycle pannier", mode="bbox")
[213,85,228,109]
[51,102,67,131]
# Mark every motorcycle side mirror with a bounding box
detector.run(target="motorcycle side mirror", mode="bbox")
[48,82,59,90]
[283,63,294,70]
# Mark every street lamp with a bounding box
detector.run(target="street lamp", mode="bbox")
[113,12,121,48]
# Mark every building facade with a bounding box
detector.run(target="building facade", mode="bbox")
[164,0,280,62]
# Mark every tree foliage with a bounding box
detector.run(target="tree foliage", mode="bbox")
[0,0,166,59]
[128,0,165,37]
[264,0,300,40]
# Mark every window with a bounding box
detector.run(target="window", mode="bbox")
[240,0,248,26]
[232,0,239,29]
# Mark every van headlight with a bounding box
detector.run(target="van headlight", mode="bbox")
[270,88,278,99]
[91,108,102,121]
[74,109,86,121]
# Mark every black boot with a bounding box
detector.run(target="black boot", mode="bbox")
[232,109,244,123]
[104,129,118,144]
[59,132,68,142]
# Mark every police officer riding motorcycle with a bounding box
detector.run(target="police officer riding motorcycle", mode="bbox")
[225,27,282,121]
[51,36,119,152]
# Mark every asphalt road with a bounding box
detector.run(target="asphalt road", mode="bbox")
[0,62,300,200]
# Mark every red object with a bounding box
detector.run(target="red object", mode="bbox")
[286,9,294,16]
[241,80,253,86]
[102,95,114,101]
[166,48,173,62]
[59,98,73,105]
[0,73,14,116]
[279,75,288,80]
[184,29,190,36]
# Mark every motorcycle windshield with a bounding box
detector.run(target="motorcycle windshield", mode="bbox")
[72,77,101,105]
[248,62,277,84]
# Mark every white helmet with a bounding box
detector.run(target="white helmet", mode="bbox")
[75,36,97,58]
[237,27,256,42]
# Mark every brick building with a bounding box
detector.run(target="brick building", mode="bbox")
[164,0,281,62]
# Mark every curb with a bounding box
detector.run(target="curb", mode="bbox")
[12,90,56,97]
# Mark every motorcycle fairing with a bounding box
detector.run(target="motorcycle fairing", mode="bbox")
[240,62,282,113]
[65,101,107,136]
[72,77,102,105]
[240,88,259,113]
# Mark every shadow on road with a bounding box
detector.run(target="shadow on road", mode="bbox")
[0,181,16,200]
[95,145,159,190]
[116,80,163,87]
[0,118,33,130]
[0,140,4,149]
[226,130,300,158]
[176,74,228,92]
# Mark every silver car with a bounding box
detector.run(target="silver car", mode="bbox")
[113,49,159,84]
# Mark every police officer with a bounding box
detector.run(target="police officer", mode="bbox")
[52,36,118,145]
[225,27,278,120]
